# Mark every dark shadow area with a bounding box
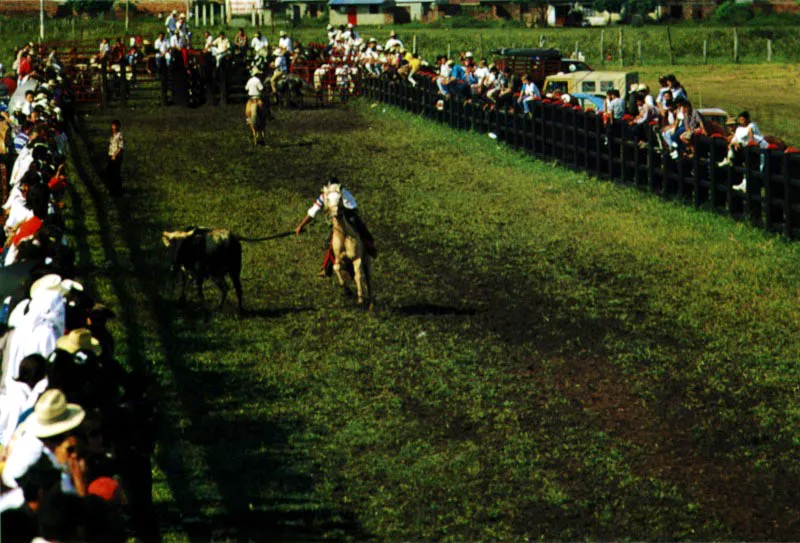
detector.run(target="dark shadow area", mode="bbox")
[393,303,479,316]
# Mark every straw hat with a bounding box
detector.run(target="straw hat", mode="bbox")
[280,30,287,37]
[29,274,66,299]
[251,67,261,76]
[55,328,102,356]
[26,389,85,439]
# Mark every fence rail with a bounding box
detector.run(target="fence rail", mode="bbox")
[363,78,800,239]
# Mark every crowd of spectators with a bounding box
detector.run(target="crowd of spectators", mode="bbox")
[0,41,156,542]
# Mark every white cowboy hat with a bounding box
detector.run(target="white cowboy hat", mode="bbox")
[56,328,102,356]
[465,51,474,58]
[347,23,354,28]
[389,30,397,37]
[60,279,84,293]
[273,48,283,56]
[26,389,86,439]
[251,67,261,75]
[279,30,287,36]
[29,274,66,298]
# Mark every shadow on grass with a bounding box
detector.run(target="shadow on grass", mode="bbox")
[67,119,356,542]
[393,303,479,316]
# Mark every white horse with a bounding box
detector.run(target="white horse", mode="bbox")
[322,183,374,309]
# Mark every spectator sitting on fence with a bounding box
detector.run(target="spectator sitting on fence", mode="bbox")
[233,28,248,56]
[153,32,169,72]
[211,32,231,68]
[665,75,686,102]
[397,52,421,87]
[493,67,514,109]
[361,39,381,78]
[484,65,503,105]
[251,32,268,55]
[518,73,541,115]
[719,110,768,167]
[603,89,625,127]
[469,59,490,95]
[677,100,706,159]
[660,99,679,152]
[658,90,673,124]
[656,75,669,107]
[629,92,659,149]
[435,57,452,96]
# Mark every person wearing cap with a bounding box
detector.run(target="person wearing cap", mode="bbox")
[270,47,288,95]
[165,10,178,34]
[385,30,403,52]
[211,32,231,68]
[278,31,293,53]
[2,389,87,496]
[362,39,381,77]
[295,177,376,277]
[20,90,34,118]
[251,31,268,54]
[246,68,264,101]
[154,32,169,71]
[4,275,67,393]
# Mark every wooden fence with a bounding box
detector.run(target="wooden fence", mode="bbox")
[363,78,800,239]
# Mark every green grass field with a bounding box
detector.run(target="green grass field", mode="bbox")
[63,96,800,541]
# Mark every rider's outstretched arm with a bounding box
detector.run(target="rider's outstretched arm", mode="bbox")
[295,214,313,235]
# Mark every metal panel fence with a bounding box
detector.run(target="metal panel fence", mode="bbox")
[362,78,800,239]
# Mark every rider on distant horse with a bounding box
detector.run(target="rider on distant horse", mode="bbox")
[246,67,264,107]
[295,177,377,277]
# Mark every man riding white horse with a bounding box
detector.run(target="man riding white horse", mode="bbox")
[295,177,377,277]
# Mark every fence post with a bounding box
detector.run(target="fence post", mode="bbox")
[539,34,545,48]
[574,41,579,59]
[767,39,772,62]
[703,39,707,64]
[120,58,128,107]
[211,3,216,26]
[600,29,605,65]
[733,27,739,64]
[782,153,792,236]
[637,40,642,65]
[666,27,674,65]
[618,28,623,66]
[764,149,774,231]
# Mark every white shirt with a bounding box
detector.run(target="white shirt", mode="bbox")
[275,55,287,73]
[473,66,489,83]
[439,64,452,78]
[10,147,33,187]
[733,122,764,145]
[251,36,268,52]
[385,37,403,51]
[308,188,357,218]
[155,37,169,55]
[212,36,230,54]
[245,76,264,98]
[521,81,541,99]
[170,34,185,49]
[278,36,293,52]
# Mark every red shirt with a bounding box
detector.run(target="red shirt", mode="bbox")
[49,174,68,191]
[18,57,31,78]
[2,77,17,94]
[11,216,42,246]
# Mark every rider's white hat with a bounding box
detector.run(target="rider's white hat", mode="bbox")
[251,67,261,75]
[280,30,287,36]
[273,48,283,56]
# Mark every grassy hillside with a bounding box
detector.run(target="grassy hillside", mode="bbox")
[66,98,800,541]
